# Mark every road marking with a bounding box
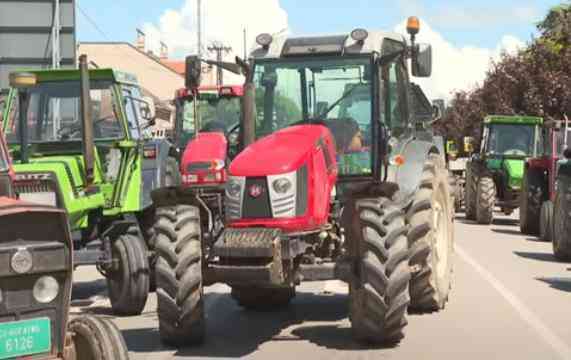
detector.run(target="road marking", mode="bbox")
[321,280,348,295]
[456,244,571,360]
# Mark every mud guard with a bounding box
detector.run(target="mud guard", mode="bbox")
[387,138,442,197]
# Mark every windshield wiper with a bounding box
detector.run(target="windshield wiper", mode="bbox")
[310,84,360,122]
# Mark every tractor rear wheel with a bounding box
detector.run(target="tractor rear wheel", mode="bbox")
[476,176,495,224]
[154,204,205,346]
[552,179,571,261]
[68,315,129,360]
[539,201,553,242]
[107,227,150,316]
[520,169,543,235]
[407,154,454,313]
[349,197,410,344]
[465,164,478,220]
[231,286,295,310]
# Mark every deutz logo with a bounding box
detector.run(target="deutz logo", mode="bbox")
[15,173,50,181]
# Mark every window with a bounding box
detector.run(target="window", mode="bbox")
[122,87,141,140]
[6,81,125,143]
[253,57,373,176]
[383,61,407,134]
[487,124,535,156]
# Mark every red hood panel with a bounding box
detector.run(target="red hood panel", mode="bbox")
[230,125,330,176]
[182,133,228,165]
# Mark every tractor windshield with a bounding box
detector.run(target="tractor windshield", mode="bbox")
[5,81,124,144]
[176,94,240,149]
[253,57,372,175]
[487,124,535,157]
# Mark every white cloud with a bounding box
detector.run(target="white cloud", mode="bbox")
[394,19,525,101]
[143,0,288,59]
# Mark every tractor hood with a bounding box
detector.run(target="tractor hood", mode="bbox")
[182,132,227,165]
[229,124,330,177]
[486,157,524,189]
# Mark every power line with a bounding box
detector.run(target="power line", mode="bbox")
[76,2,111,41]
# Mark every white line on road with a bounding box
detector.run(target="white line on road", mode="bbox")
[456,244,571,360]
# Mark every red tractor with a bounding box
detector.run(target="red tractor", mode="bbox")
[170,84,243,240]
[520,118,571,241]
[152,18,454,346]
[0,127,130,359]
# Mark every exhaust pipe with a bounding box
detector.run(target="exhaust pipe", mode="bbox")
[79,55,95,187]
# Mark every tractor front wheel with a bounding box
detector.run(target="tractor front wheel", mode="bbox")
[231,286,295,310]
[349,197,410,344]
[107,227,150,316]
[539,201,553,242]
[407,154,454,313]
[154,204,205,346]
[465,164,478,220]
[68,315,129,360]
[520,169,543,235]
[476,176,495,224]
[553,179,571,261]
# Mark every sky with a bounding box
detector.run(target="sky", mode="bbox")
[76,0,563,100]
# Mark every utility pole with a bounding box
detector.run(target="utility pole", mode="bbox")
[197,0,202,58]
[208,42,232,86]
[52,0,61,69]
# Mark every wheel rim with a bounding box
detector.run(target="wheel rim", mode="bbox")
[434,185,449,278]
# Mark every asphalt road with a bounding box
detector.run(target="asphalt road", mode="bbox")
[70,211,571,360]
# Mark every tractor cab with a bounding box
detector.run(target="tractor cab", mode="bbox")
[173,85,243,152]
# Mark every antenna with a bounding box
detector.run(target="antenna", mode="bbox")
[564,113,569,148]
[197,0,202,58]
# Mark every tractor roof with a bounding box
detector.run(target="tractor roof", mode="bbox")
[11,68,139,86]
[250,30,407,60]
[484,115,543,125]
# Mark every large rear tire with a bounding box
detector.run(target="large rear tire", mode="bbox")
[231,286,295,310]
[539,200,553,242]
[465,164,478,220]
[349,197,410,344]
[552,177,571,261]
[107,227,150,316]
[520,168,544,235]
[407,154,454,312]
[476,176,495,225]
[68,315,129,360]
[154,204,205,346]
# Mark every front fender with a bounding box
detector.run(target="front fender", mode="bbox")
[387,139,442,197]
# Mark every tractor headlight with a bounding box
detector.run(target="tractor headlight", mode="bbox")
[272,178,292,194]
[33,276,59,304]
[227,180,242,198]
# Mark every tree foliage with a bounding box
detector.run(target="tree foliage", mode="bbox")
[437,2,571,150]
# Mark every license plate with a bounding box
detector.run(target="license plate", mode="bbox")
[0,318,51,359]
[18,192,57,207]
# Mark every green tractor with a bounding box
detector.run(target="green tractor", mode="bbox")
[465,115,543,224]
[1,55,179,316]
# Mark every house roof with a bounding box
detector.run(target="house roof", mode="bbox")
[78,42,184,101]
[161,60,186,76]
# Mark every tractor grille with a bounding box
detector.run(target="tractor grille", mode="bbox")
[226,165,308,221]
[14,180,53,194]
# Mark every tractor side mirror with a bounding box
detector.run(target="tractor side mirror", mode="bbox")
[412,43,432,78]
[564,148,571,159]
[185,55,202,89]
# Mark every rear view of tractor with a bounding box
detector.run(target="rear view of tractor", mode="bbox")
[152,17,454,346]
[465,115,543,224]
[1,56,178,316]
[0,127,129,359]
[446,137,474,212]
[520,119,571,242]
